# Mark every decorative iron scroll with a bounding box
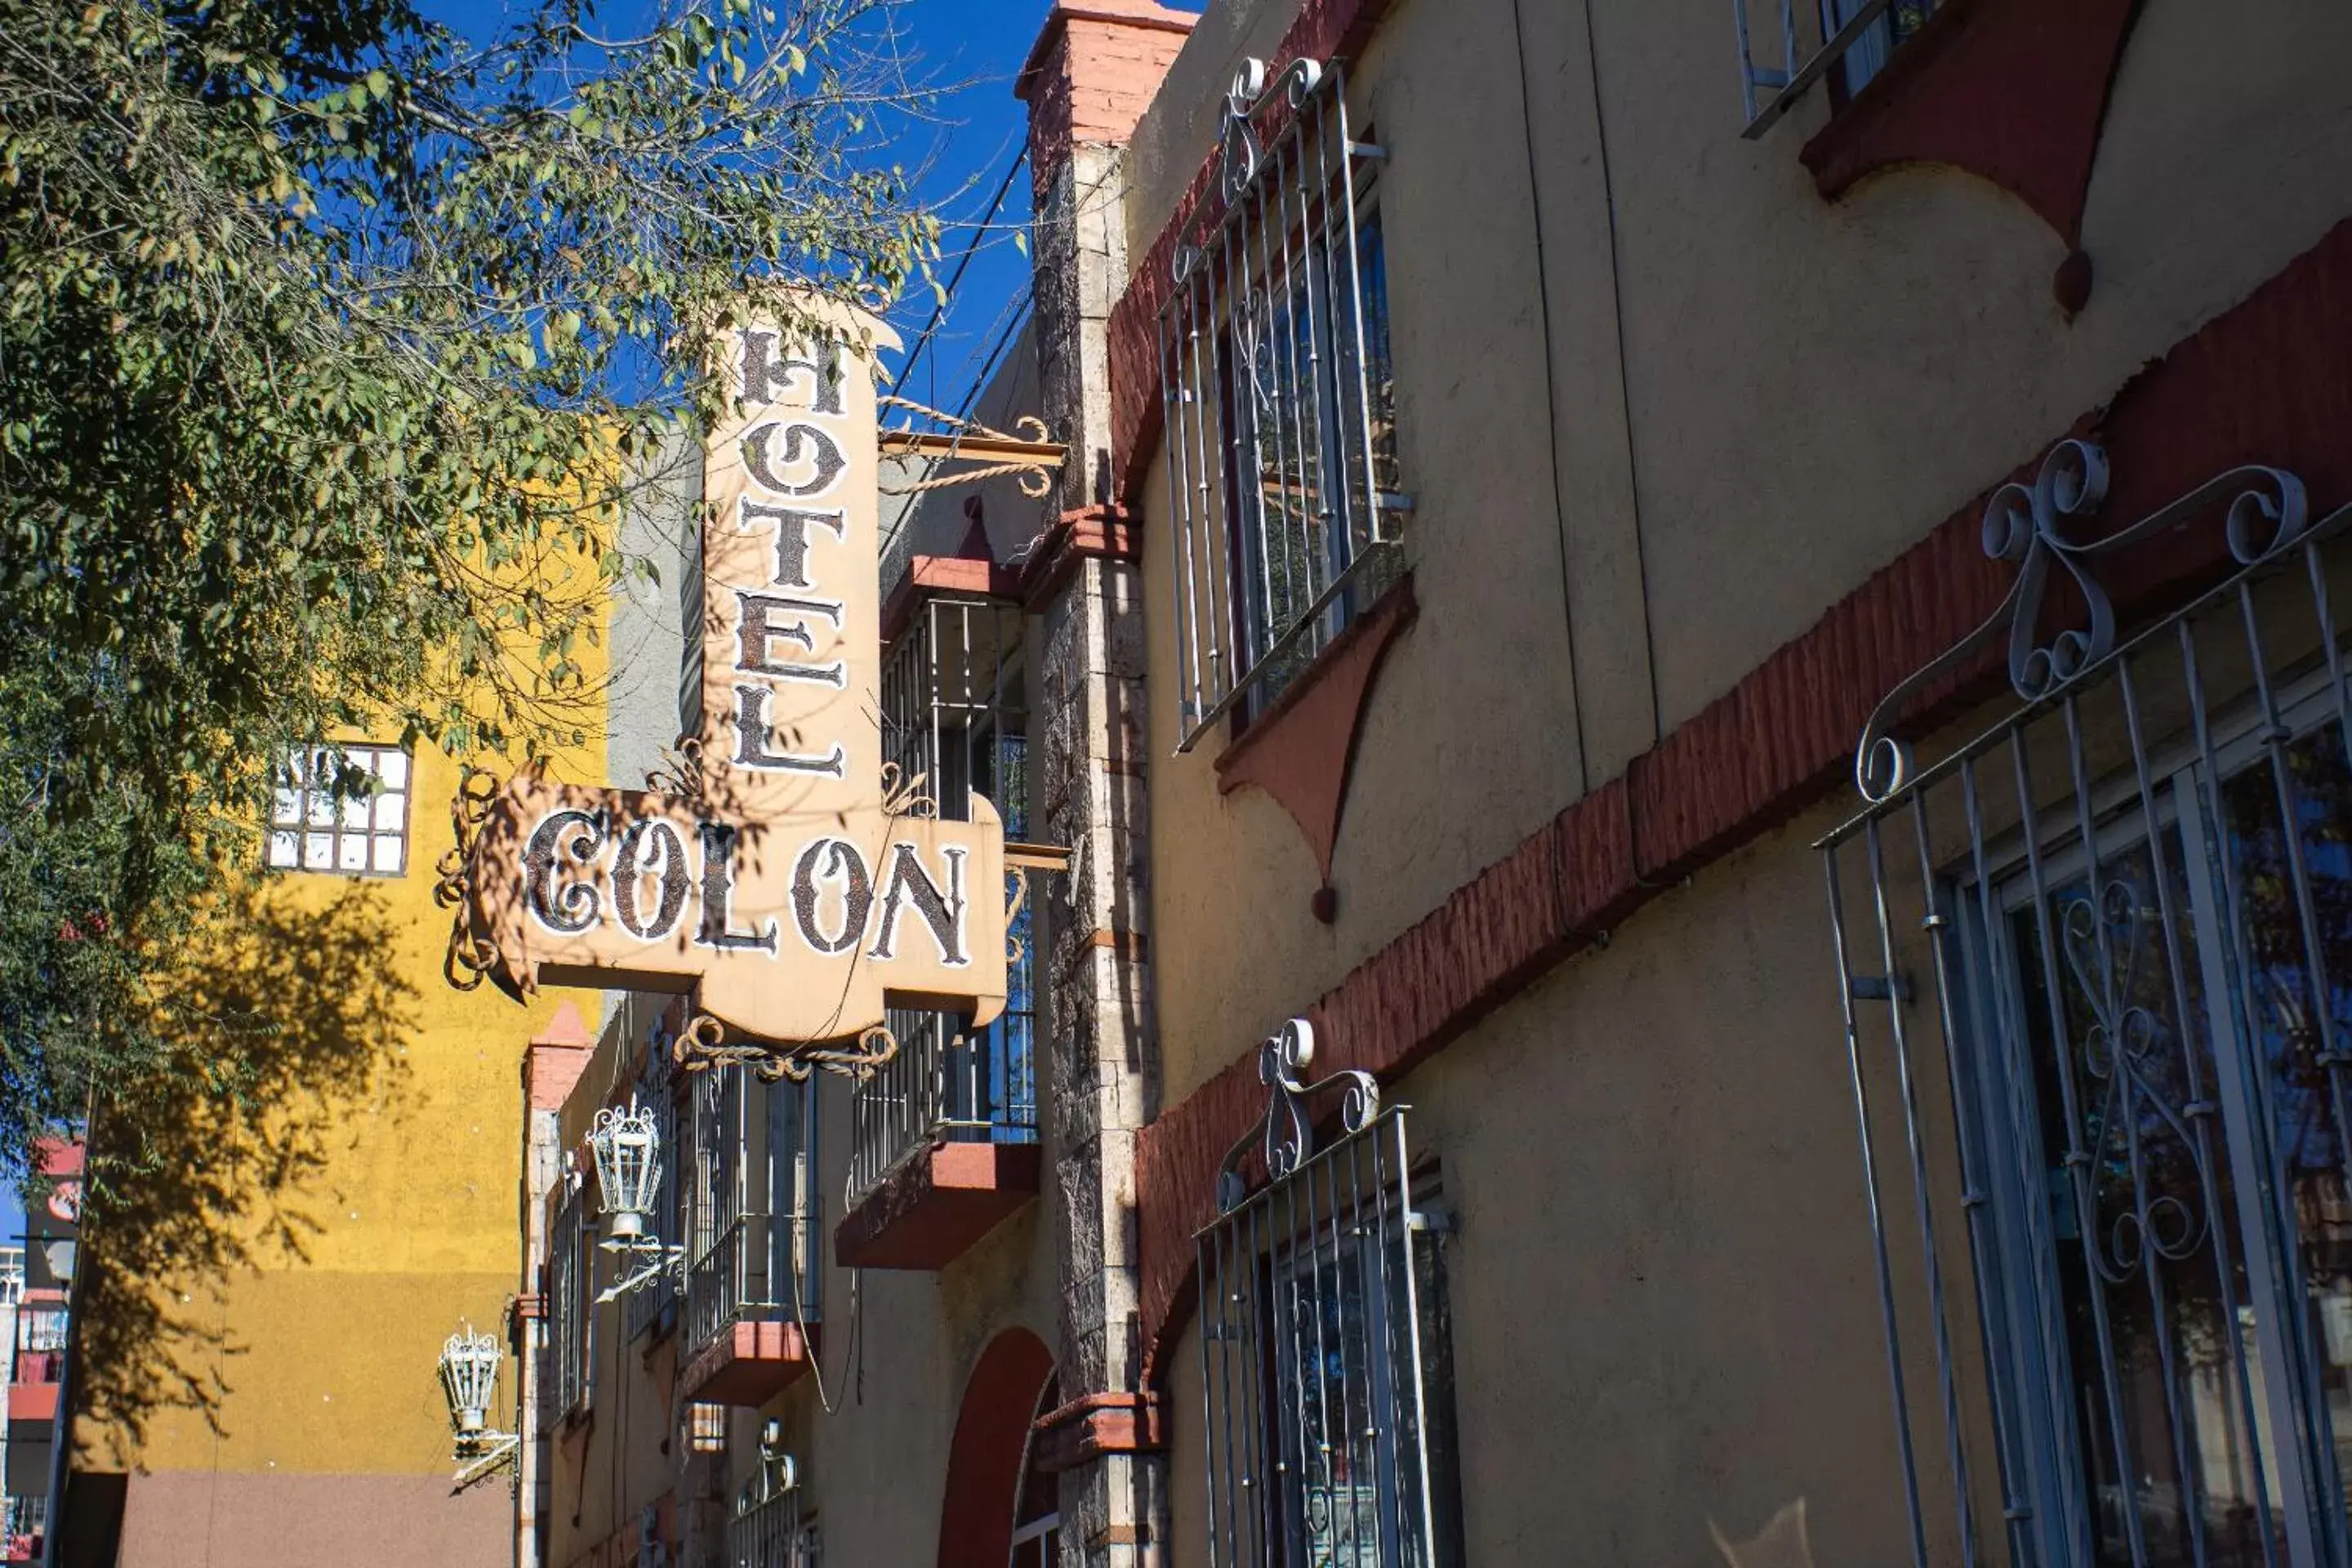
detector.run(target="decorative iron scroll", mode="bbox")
[1855,440,2313,802]
[1215,1017,1379,1214]
[1174,54,1326,288]
[670,1012,899,1084]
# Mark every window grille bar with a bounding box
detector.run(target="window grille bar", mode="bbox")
[1197,1104,1441,1567]
[1822,845,1933,1568]
[1863,813,1982,1567]
[2112,654,2288,1568]
[1160,60,1401,752]
[1733,0,1899,140]
[2173,615,2339,1561]
[1819,481,2352,1564]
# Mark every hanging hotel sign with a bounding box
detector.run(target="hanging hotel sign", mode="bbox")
[450,301,1010,1052]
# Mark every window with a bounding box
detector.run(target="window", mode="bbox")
[1732,0,1944,136]
[549,1178,591,1419]
[268,742,411,875]
[1159,56,1406,751]
[1196,1049,1462,1568]
[1820,461,2352,1567]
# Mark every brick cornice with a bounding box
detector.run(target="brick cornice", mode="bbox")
[1017,502,1143,606]
[1134,214,2352,1385]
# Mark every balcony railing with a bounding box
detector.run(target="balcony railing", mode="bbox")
[846,1009,1039,1206]
[684,1211,813,1364]
[1732,0,1940,137]
[5,1494,46,1563]
[730,1481,818,1568]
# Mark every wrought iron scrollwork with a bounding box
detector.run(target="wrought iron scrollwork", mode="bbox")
[1174,55,1328,292]
[875,396,1065,500]
[1215,1018,1379,1214]
[436,766,502,991]
[671,1012,901,1084]
[1855,441,2310,802]
[2059,877,2213,1282]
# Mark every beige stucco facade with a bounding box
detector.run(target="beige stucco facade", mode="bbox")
[515,2,2352,1566]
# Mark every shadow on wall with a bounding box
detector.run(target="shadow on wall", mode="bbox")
[73,874,416,1464]
[1713,1499,1815,1568]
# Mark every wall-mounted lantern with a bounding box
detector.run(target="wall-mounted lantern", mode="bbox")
[437,1321,519,1489]
[587,1100,660,1240]
[589,1098,684,1301]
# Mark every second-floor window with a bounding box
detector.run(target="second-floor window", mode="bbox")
[549,1179,591,1419]
[1160,56,1405,750]
[1734,0,1943,135]
[268,742,411,875]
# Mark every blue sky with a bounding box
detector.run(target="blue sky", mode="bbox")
[412,0,1192,420]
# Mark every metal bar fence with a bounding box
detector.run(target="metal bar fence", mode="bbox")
[684,1074,819,1364]
[1197,1107,1446,1568]
[1819,448,2352,1566]
[1159,57,1405,752]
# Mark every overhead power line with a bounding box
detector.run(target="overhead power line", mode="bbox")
[889,144,1030,402]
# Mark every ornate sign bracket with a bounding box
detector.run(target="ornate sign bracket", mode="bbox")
[1214,1018,1379,1215]
[876,394,1067,500]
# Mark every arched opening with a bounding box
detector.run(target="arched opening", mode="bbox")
[937,1326,1054,1568]
[1006,1374,1060,1568]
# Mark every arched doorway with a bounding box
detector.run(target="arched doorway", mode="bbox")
[937,1327,1054,1568]
[1006,1374,1060,1568]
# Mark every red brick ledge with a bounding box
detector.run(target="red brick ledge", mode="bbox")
[1134,214,2352,1384]
[1032,1390,1161,1472]
[880,554,1022,648]
[832,1141,1042,1270]
[1017,502,1143,605]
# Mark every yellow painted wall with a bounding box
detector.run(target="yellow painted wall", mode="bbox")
[80,483,623,1563]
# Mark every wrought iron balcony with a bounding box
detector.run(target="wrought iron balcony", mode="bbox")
[679,1210,816,1407]
[846,1009,1038,1205]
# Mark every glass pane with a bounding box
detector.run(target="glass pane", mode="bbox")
[2011,830,2285,1566]
[304,832,333,869]
[2219,719,2352,1530]
[305,790,336,827]
[336,835,367,871]
[267,831,299,868]
[341,792,371,830]
[373,793,403,832]
[271,787,301,825]
[371,835,403,873]
[378,749,408,789]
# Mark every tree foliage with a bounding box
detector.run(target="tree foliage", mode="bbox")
[0,0,940,1187]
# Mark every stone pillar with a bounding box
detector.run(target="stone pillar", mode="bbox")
[1015,5,1191,1565]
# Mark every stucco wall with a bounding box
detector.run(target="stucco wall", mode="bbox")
[1130,0,2352,1107]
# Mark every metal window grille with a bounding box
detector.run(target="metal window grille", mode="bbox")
[628,1020,684,1343]
[1196,1021,1459,1568]
[850,595,1038,1205]
[18,1307,64,1354]
[1159,56,1405,751]
[1820,442,2352,1566]
[684,1071,819,1364]
[550,1179,590,1418]
[1732,0,1940,137]
[267,742,412,875]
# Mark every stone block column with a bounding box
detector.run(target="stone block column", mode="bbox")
[1014,5,1192,1564]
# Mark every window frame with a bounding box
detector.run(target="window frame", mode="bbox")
[267,741,413,877]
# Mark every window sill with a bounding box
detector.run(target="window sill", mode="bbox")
[1797,0,2139,254]
[1213,575,1417,908]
